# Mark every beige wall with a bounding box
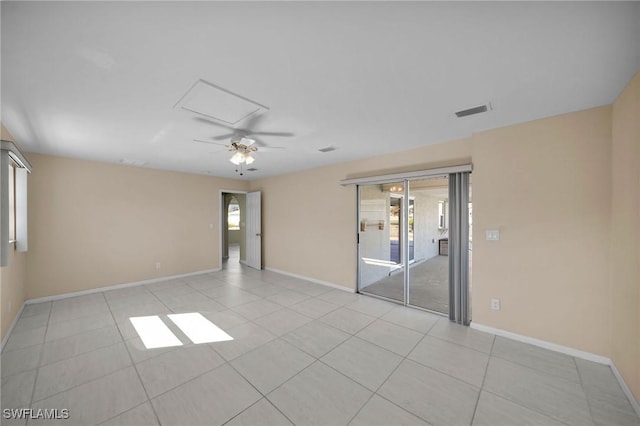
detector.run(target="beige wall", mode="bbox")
[26,154,248,299]
[0,248,27,341]
[471,106,612,356]
[0,123,28,342]
[252,107,614,358]
[611,72,640,400]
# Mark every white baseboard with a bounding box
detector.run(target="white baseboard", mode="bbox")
[610,360,640,417]
[264,267,355,293]
[1,302,25,351]
[471,322,640,417]
[470,322,610,364]
[25,268,220,304]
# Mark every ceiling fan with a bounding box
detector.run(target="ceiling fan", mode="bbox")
[193,113,295,175]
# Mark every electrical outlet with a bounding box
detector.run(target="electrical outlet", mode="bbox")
[490,298,501,311]
[155,262,161,270]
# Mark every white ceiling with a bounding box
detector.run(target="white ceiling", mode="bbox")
[2,2,639,180]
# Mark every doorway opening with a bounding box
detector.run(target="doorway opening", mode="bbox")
[221,192,247,268]
[389,195,415,265]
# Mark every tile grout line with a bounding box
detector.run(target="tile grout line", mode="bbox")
[366,318,448,420]
[353,317,490,425]
[26,302,53,411]
[468,331,496,426]
[476,354,584,425]
[218,293,402,424]
[35,324,120,369]
[573,356,598,424]
[35,307,116,346]
[328,317,443,426]
[95,401,152,426]
[222,351,298,426]
[101,291,163,426]
[479,388,575,426]
[29,365,136,406]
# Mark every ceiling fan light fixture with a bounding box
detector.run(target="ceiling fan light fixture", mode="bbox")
[230,152,244,165]
[244,154,255,165]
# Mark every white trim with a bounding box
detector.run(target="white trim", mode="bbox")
[1,140,32,172]
[471,322,640,416]
[25,269,220,304]
[610,361,640,417]
[1,302,25,351]
[340,164,472,186]
[265,267,355,293]
[471,322,610,364]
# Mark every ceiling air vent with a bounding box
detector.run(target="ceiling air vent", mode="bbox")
[247,168,258,172]
[455,103,492,118]
[318,146,337,153]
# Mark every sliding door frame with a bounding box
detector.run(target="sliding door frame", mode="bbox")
[350,164,472,320]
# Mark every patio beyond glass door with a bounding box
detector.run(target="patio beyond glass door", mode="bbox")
[357,173,470,321]
[358,183,404,303]
[407,177,450,314]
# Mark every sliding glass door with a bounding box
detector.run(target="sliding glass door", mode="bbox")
[358,183,404,302]
[357,173,471,322]
[407,176,450,314]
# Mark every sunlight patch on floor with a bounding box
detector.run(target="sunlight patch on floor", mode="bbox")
[168,312,233,344]
[130,312,233,349]
[129,315,184,349]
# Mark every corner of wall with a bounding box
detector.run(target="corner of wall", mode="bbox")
[610,71,640,402]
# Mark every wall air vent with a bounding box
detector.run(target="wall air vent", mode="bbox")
[455,103,492,118]
[318,146,337,153]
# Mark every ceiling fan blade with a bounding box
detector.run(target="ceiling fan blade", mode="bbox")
[250,131,295,137]
[240,112,266,130]
[212,133,236,140]
[257,146,286,152]
[252,138,285,150]
[193,116,236,130]
[192,139,229,147]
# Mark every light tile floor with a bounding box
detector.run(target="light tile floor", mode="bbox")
[2,259,639,426]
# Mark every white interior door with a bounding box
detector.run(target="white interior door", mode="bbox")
[246,191,262,270]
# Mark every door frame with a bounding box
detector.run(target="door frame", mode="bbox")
[389,193,416,266]
[219,189,248,267]
[356,171,470,318]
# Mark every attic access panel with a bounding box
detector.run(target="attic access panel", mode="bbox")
[175,79,269,126]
